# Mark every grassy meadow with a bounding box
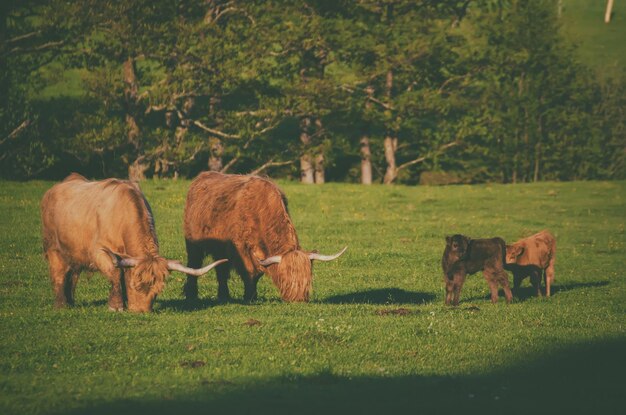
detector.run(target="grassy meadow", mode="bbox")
[0,179,625,414]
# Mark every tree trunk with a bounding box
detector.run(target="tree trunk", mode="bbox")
[123,57,146,181]
[605,0,614,23]
[360,136,372,185]
[383,136,398,184]
[300,117,314,184]
[533,142,541,182]
[208,137,223,171]
[382,69,398,185]
[313,118,324,184]
[314,153,325,184]
[129,156,148,182]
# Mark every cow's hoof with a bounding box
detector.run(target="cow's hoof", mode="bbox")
[108,305,124,312]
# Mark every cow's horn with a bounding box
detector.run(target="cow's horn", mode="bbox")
[309,246,348,261]
[167,259,228,277]
[102,248,139,268]
[258,255,282,266]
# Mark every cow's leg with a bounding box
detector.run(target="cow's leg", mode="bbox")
[444,277,454,305]
[496,270,513,303]
[45,250,71,308]
[243,274,263,303]
[448,273,465,306]
[545,258,555,298]
[64,270,80,306]
[235,251,260,303]
[183,241,204,301]
[94,249,125,311]
[216,262,232,302]
[483,271,501,304]
[530,269,542,297]
[513,271,522,292]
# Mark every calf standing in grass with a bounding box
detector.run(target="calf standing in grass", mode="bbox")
[505,230,556,297]
[441,235,513,305]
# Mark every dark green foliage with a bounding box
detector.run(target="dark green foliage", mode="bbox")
[0,0,624,181]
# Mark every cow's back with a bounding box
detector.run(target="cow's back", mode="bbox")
[184,172,298,252]
[41,175,154,264]
[514,230,555,268]
[465,237,506,273]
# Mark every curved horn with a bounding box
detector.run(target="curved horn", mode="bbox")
[101,248,139,268]
[258,255,282,266]
[308,246,348,262]
[167,258,228,277]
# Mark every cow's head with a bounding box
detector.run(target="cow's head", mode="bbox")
[103,249,227,312]
[506,244,525,264]
[258,247,347,302]
[445,234,471,263]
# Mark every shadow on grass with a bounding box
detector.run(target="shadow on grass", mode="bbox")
[322,288,435,305]
[56,337,626,415]
[464,280,610,303]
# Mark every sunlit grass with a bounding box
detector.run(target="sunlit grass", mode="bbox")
[0,179,624,414]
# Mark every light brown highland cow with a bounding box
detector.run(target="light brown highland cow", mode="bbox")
[40,173,226,312]
[505,230,556,297]
[183,172,346,302]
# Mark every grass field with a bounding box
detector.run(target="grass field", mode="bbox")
[561,0,626,79]
[0,179,625,414]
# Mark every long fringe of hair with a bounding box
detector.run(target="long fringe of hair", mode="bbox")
[130,255,169,294]
[269,252,312,302]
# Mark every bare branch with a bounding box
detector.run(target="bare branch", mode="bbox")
[220,156,239,174]
[192,120,241,139]
[7,40,64,56]
[7,31,41,44]
[397,141,460,171]
[1,120,31,146]
[250,159,295,176]
[340,84,394,110]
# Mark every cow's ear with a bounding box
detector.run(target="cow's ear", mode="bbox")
[515,246,525,257]
[445,235,452,245]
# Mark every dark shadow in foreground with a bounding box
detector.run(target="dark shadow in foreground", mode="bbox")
[322,288,436,305]
[55,337,626,415]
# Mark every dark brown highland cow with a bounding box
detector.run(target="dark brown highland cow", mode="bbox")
[506,230,556,297]
[183,172,347,302]
[442,234,513,305]
[40,173,226,312]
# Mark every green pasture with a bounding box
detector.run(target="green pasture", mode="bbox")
[561,0,626,79]
[0,180,624,414]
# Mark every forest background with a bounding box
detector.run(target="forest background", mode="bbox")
[1,0,624,184]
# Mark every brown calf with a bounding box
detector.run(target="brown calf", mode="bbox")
[442,234,513,305]
[505,230,556,297]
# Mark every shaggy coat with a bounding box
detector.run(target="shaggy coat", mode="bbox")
[442,235,513,305]
[505,230,556,297]
[40,173,223,312]
[184,172,340,302]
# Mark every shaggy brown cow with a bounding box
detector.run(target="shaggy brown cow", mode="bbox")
[505,230,556,297]
[183,172,347,302]
[442,234,513,305]
[40,173,226,312]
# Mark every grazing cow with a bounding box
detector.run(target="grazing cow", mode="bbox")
[40,173,226,312]
[442,234,513,306]
[505,230,556,297]
[183,172,347,302]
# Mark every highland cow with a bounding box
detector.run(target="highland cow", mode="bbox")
[442,234,513,305]
[40,173,226,312]
[183,172,347,302]
[505,230,556,297]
